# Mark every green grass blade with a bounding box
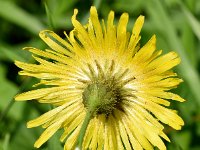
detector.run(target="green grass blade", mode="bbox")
[0,1,45,34]
[3,134,10,150]
[43,0,55,30]
[180,3,200,41]
[0,45,27,62]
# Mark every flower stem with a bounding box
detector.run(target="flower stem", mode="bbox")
[77,82,114,149]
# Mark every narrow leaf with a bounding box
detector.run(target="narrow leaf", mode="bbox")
[0,1,45,34]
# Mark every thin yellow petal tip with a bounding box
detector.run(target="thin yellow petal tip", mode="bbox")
[90,6,97,12]
[73,9,78,19]
[34,140,41,148]
[27,122,32,128]
[14,94,25,101]
[136,15,145,25]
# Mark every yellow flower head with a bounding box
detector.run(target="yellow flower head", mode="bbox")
[15,6,185,150]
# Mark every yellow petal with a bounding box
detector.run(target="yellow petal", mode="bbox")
[15,60,69,75]
[42,102,82,129]
[39,30,73,57]
[126,108,167,150]
[97,115,105,150]
[117,13,128,38]
[18,71,72,80]
[34,120,62,148]
[15,87,57,101]
[121,109,154,150]
[145,52,180,74]
[90,6,103,48]
[41,30,73,52]
[123,101,164,130]
[146,91,185,102]
[133,35,156,63]
[114,110,132,150]
[23,47,71,65]
[64,125,81,150]
[103,119,109,150]
[71,9,94,51]
[138,99,184,129]
[117,13,129,54]
[132,15,144,38]
[119,112,143,150]
[60,111,84,142]
[134,92,170,106]
[153,78,183,88]
[82,117,96,148]
[107,115,118,150]
[89,117,99,149]
[128,15,144,54]
[27,104,66,128]
[106,10,116,54]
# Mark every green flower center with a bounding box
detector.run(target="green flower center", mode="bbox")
[81,60,136,116]
[82,81,120,115]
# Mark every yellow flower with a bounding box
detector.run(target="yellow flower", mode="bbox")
[15,6,185,150]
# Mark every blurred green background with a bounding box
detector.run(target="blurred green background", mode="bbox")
[0,0,200,149]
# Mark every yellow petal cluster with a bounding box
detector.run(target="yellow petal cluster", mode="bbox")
[15,6,184,150]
